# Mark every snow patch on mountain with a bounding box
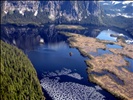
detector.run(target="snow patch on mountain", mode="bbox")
[19,10,24,16]
[112,1,121,5]
[107,13,133,18]
[49,14,56,21]
[103,3,109,5]
[111,1,133,5]
[122,6,126,8]
[34,11,38,16]
[122,1,133,5]
[4,11,7,14]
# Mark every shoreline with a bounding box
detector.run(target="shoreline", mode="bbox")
[59,31,133,100]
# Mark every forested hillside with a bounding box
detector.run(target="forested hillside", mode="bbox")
[0,40,45,100]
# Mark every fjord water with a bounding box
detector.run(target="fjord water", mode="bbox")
[26,39,117,100]
[2,25,133,100]
[20,30,118,100]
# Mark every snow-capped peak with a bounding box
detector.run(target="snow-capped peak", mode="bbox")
[111,1,121,5]
[122,1,133,5]
[111,1,133,5]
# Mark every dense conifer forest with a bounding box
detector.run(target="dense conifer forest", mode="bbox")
[0,40,45,100]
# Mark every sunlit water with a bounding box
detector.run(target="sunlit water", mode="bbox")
[96,30,117,41]
[96,29,133,44]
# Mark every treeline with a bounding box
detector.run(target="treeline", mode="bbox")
[102,15,133,37]
[1,10,49,26]
[1,10,132,27]
[1,9,133,36]
[0,40,45,100]
[102,15,133,28]
[1,10,103,26]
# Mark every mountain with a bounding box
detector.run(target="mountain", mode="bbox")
[1,1,102,25]
[99,1,133,37]
[1,1,133,36]
[99,1,133,18]
[0,40,45,100]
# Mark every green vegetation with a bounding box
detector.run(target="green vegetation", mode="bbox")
[55,25,86,30]
[0,40,45,100]
[1,8,133,37]
[102,15,133,28]
[1,10,49,26]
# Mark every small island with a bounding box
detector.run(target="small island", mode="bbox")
[58,31,133,100]
[55,25,87,30]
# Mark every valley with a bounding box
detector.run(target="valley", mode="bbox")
[1,1,133,100]
[1,24,133,100]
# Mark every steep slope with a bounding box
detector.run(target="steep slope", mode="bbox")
[99,1,133,37]
[100,1,133,18]
[1,1,132,36]
[0,40,45,100]
[1,1,101,25]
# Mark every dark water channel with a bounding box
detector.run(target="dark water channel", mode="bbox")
[1,24,133,100]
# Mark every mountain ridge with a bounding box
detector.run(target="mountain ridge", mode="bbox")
[1,1,102,25]
[1,1,133,37]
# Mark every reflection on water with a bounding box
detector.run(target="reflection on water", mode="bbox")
[46,41,68,50]
[27,42,117,100]
[106,44,123,49]
[27,42,87,79]
[96,30,117,41]
[1,25,133,47]
[2,25,132,100]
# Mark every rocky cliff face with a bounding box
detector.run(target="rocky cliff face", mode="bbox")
[1,1,101,23]
[1,0,132,31]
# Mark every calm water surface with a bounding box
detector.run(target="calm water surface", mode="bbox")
[2,25,133,100]
[96,30,117,41]
[26,38,117,100]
